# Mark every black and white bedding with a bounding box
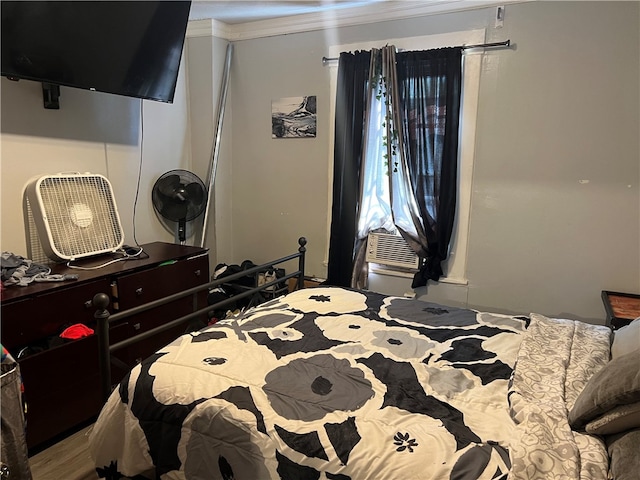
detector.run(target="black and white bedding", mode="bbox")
[88,287,614,480]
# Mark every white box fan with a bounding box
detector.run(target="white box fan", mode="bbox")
[24,173,124,262]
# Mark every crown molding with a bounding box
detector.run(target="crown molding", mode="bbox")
[187,0,527,41]
[186,18,233,39]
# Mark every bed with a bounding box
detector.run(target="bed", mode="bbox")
[87,242,640,480]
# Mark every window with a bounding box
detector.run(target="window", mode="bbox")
[326,29,484,284]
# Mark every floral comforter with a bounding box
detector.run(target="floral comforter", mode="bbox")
[88,287,610,480]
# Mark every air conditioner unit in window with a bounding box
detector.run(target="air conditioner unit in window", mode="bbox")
[365,232,420,270]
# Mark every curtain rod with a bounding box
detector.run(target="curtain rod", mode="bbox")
[321,39,511,66]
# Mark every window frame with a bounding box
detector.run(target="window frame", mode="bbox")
[325,29,485,285]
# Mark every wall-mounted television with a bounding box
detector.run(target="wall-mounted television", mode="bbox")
[1,1,192,106]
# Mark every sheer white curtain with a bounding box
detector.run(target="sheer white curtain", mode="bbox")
[351,49,394,289]
[356,66,393,239]
[353,47,423,289]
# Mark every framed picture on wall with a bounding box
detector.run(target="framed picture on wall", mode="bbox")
[272,96,316,138]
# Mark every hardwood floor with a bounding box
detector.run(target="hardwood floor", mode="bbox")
[29,425,99,480]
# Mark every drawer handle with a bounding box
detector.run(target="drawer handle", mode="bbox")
[135,287,143,296]
[133,323,141,331]
[84,300,92,309]
[194,269,201,277]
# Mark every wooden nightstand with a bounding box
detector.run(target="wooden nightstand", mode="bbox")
[601,290,640,329]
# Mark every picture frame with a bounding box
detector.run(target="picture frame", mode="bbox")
[271,96,316,138]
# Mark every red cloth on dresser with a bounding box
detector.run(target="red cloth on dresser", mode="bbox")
[60,324,94,340]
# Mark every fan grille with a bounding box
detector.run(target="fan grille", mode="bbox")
[23,195,52,265]
[30,174,124,260]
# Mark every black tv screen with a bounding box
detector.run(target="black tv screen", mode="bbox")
[1,1,192,103]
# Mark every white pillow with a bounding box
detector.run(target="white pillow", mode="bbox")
[611,317,640,359]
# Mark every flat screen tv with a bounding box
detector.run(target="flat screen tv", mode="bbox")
[1,1,192,104]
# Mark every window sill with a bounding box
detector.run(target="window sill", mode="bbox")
[369,265,468,286]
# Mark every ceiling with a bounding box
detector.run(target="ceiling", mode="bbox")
[187,0,519,40]
[188,1,383,24]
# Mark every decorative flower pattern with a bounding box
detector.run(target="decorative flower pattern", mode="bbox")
[381,296,478,327]
[182,400,274,479]
[277,287,369,315]
[315,313,436,361]
[371,329,435,360]
[89,288,612,480]
[393,432,418,452]
[508,313,611,480]
[263,353,374,421]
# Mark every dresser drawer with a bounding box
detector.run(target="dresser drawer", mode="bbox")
[112,294,202,362]
[111,253,209,367]
[1,278,112,350]
[19,332,99,448]
[116,254,208,310]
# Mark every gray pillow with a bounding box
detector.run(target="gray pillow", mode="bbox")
[612,317,640,359]
[606,428,640,480]
[585,401,640,435]
[569,349,640,431]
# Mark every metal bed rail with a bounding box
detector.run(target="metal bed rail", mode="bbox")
[93,237,307,401]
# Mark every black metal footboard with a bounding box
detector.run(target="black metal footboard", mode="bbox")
[93,237,307,402]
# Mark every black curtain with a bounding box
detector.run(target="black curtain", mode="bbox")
[395,48,462,287]
[325,51,371,287]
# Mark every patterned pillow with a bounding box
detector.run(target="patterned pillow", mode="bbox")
[569,349,640,432]
[611,317,640,359]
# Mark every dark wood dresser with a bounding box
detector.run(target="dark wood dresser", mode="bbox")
[0,242,209,450]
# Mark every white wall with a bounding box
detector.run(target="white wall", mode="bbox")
[2,1,638,324]
[0,56,193,253]
[183,34,233,269]
[229,31,331,278]
[0,34,229,275]
[464,1,639,321]
[224,1,639,323]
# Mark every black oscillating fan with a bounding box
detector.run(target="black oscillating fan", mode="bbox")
[152,170,207,244]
